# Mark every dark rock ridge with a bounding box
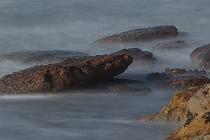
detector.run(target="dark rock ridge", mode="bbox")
[118,48,156,62]
[95,25,178,43]
[191,44,210,69]
[146,68,209,89]
[0,50,89,65]
[0,51,133,93]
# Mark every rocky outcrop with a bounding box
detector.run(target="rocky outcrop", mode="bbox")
[118,48,156,62]
[191,44,210,69]
[95,25,178,43]
[0,51,133,93]
[144,83,210,139]
[0,50,89,65]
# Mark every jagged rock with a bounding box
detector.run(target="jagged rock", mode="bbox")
[0,51,133,94]
[144,83,210,139]
[191,44,210,69]
[154,40,187,50]
[95,25,178,43]
[167,113,210,140]
[118,48,156,62]
[0,50,89,65]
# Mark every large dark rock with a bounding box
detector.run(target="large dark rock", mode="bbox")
[0,51,133,94]
[191,44,210,69]
[95,25,178,43]
[0,50,89,65]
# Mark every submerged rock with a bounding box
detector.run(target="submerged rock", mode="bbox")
[154,40,187,50]
[118,48,156,62]
[0,51,133,93]
[191,44,210,69]
[146,68,209,89]
[144,83,210,139]
[0,50,89,65]
[86,78,151,95]
[95,25,178,43]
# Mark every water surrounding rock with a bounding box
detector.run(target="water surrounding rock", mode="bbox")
[191,44,210,69]
[95,25,178,43]
[118,48,156,62]
[0,51,133,94]
[0,50,89,65]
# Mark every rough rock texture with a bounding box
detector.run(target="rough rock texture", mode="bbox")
[191,44,210,69]
[95,25,178,43]
[154,40,187,50]
[0,50,89,65]
[169,76,210,89]
[118,48,156,62]
[146,68,209,89]
[0,51,133,93]
[145,84,210,139]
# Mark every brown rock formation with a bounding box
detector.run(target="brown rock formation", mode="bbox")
[0,51,133,94]
[95,25,178,43]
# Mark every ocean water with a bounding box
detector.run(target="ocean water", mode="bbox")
[0,0,209,139]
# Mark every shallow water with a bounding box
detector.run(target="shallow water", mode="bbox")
[0,0,209,139]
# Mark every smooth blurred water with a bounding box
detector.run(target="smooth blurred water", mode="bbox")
[0,0,209,139]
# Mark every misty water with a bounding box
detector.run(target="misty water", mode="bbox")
[0,0,209,139]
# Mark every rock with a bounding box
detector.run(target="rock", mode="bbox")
[146,68,209,89]
[144,83,210,139]
[165,68,206,76]
[191,44,210,69]
[154,40,187,50]
[167,113,210,140]
[169,76,210,89]
[95,25,178,43]
[118,48,156,62]
[0,51,133,93]
[0,50,89,65]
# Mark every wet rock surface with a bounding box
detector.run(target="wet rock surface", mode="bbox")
[0,50,89,65]
[191,44,210,69]
[144,83,210,140]
[118,48,156,62]
[95,25,178,43]
[154,40,187,50]
[146,68,209,89]
[0,51,133,94]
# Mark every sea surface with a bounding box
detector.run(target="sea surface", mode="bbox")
[0,0,209,139]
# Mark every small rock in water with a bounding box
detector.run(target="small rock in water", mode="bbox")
[118,48,156,62]
[95,25,178,43]
[154,40,187,50]
[191,43,210,69]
